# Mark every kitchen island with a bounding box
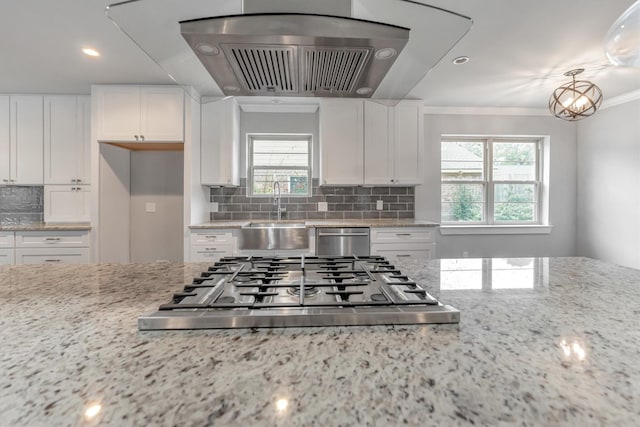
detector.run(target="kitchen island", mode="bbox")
[0,257,638,426]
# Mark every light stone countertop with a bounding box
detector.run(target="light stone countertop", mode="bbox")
[0,222,91,231]
[190,219,439,229]
[1,257,639,426]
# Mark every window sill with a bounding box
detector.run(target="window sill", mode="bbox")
[439,225,553,235]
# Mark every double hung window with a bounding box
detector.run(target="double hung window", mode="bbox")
[441,137,541,224]
[248,134,312,196]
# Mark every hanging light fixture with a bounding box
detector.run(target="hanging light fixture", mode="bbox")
[604,0,640,67]
[548,69,603,121]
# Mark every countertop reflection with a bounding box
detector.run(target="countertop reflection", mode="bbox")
[1,257,639,426]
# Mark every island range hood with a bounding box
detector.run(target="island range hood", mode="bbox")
[179,14,410,97]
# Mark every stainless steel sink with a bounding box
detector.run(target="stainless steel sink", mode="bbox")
[239,222,309,250]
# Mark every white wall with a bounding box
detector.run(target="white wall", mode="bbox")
[576,99,640,269]
[239,111,320,177]
[416,114,577,258]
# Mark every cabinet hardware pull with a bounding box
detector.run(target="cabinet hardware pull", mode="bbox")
[140,135,145,141]
[45,259,61,262]
[395,233,411,236]
[44,237,61,241]
[134,135,139,141]
[205,248,217,251]
[71,179,77,183]
[204,235,217,239]
[76,179,82,183]
[2,179,7,183]
[317,232,370,237]
[396,254,411,257]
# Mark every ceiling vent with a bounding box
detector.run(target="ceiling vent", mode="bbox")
[180,14,409,97]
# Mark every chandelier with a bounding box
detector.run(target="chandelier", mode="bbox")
[548,69,603,121]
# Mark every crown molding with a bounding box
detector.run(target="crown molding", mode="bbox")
[423,106,548,116]
[601,89,640,110]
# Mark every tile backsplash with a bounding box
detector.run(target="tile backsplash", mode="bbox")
[0,186,44,225]
[210,179,414,221]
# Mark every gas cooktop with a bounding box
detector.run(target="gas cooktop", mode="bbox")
[138,255,459,330]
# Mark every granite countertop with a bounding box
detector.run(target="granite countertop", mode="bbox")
[190,219,439,229]
[1,257,639,426]
[0,222,92,231]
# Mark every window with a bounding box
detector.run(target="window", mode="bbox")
[248,134,312,196]
[441,137,541,224]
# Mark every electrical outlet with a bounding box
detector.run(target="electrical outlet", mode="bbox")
[210,202,219,212]
[376,200,384,210]
[318,201,328,212]
[145,202,156,213]
[462,251,469,258]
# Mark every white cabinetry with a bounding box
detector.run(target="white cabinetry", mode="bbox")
[0,95,43,185]
[201,98,240,186]
[190,230,235,262]
[11,230,90,264]
[364,100,423,185]
[44,186,91,223]
[370,227,436,261]
[319,99,364,185]
[94,86,184,142]
[44,95,90,184]
[0,232,14,265]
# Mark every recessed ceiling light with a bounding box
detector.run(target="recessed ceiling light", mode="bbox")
[452,56,469,65]
[82,47,100,57]
[375,48,397,60]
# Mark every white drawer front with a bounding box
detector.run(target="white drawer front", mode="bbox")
[0,232,14,248]
[371,246,435,262]
[190,230,234,246]
[370,227,434,243]
[190,245,234,262]
[15,231,89,248]
[15,248,89,264]
[0,249,14,265]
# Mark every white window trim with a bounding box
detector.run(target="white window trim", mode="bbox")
[441,136,547,228]
[247,133,313,197]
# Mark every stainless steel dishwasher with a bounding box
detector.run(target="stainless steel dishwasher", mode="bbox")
[316,227,370,256]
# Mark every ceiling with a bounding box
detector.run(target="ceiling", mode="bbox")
[1,0,638,110]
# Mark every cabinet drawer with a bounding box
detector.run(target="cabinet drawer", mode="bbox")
[15,248,89,264]
[0,249,14,265]
[190,230,234,246]
[371,244,435,261]
[370,227,434,243]
[0,232,14,248]
[190,245,234,262]
[15,231,89,248]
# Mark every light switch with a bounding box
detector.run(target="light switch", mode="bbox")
[318,201,328,212]
[376,200,384,210]
[145,202,156,213]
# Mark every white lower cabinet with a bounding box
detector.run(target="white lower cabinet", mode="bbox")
[0,249,14,265]
[0,232,15,265]
[370,227,436,261]
[12,230,90,264]
[44,185,90,223]
[189,230,235,262]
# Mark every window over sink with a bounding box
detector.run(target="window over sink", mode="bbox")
[248,134,312,197]
[441,136,544,226]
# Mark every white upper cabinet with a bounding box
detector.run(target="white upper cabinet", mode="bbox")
[44,185,91,223]
[95,86,184,142]
[44,95,90,184]
[201,98,240,186]
[1,95,44,185]
[319,99,364,185]
[364,100,424,185]
[0,96,9,184]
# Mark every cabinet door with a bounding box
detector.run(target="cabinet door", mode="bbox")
[0,96,9,183]
[95,86,141,141]
[392,101,423,185]
[44,96,78,184]
[44,186,90,223]
[319,99,364,185]
[364,101,393,185]
[0,249,14,265]
[140,87,184,141]
[77,96,91,184]
[201,98,239,185]
[10,95,43,184]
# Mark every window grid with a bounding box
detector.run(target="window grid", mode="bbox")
[248,134,312,197]
[441,137,542,225]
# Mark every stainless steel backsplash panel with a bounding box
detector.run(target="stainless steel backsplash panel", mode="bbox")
[0,186,44,225]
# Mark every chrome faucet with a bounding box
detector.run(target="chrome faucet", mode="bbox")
[273,181,284,220]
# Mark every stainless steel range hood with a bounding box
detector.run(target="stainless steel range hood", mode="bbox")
[180,14,409,97]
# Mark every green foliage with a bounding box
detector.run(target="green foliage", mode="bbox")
[452,186,481,221]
